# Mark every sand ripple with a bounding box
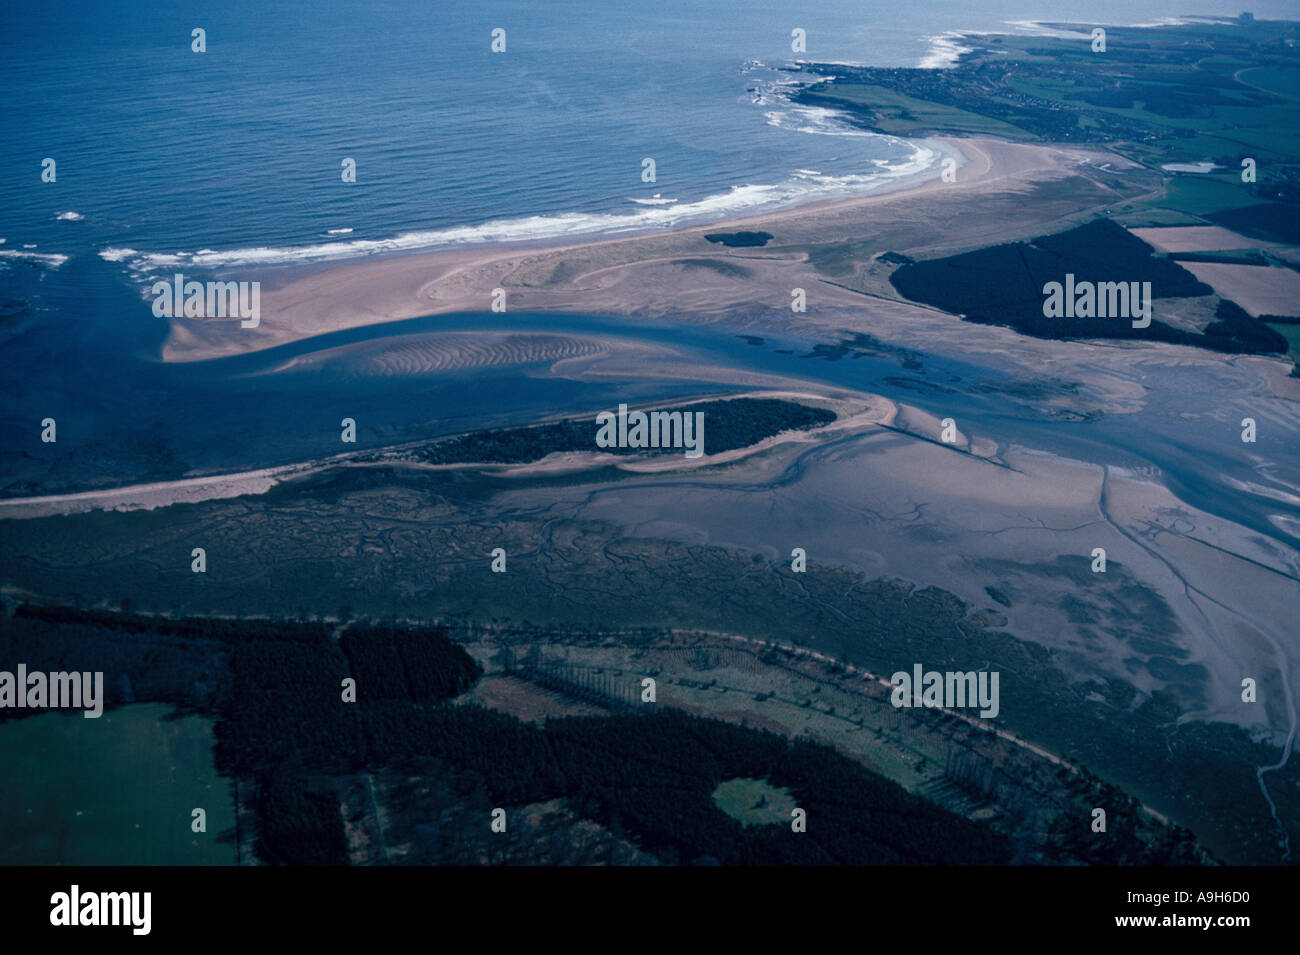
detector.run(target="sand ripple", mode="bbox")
[261,331,651,378]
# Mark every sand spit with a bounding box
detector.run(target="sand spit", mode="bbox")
[0,390,963,519]
[0,461,324,519]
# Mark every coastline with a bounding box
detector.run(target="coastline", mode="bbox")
[103,136,955,291]
[160,136,1107,363]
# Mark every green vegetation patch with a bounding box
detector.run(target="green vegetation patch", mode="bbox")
[0,702,236,865]
[789,18,1300,219]
[794,82,1032,139]
[1149,176,1266,218]
[0,605,1008,865]
[411,397,836,465]
[793,19,1299,157]
[711,777,798,828]
[1266,322,1300,361]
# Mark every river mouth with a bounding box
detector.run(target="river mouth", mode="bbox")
[6,259,1300,789]
[6,285,1297,561]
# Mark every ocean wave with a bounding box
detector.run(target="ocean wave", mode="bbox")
[98,63,953,281]
[55,211,84,222]
[748,70,826,109]
[764,104,875,138]
[919,32,972,69]
[110,190,803,270]
[97,144,945,278]
[0,249,68,268]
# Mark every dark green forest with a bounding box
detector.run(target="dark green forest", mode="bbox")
[890,219,1288,355]
[1,604,1211,866]
[412,397,836,465]
[3,605,1009,865]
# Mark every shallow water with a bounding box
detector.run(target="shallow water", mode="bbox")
[5,280,1298,561]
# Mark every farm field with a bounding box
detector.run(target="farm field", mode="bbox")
[0,702,236,865]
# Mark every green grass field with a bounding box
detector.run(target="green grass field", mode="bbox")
[711,777,798,828]
[1266,322,1300,362]
[0,702,237,865]
[1237,65,1300,98]
[803,83,1032,138]
[1141,175,1265,218]
[796,19,1300,224]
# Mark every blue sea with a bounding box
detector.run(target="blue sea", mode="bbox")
[3,0,1288,276]
[1,0,1295,505]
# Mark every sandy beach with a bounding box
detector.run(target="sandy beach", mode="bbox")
[161,137,1139,363]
